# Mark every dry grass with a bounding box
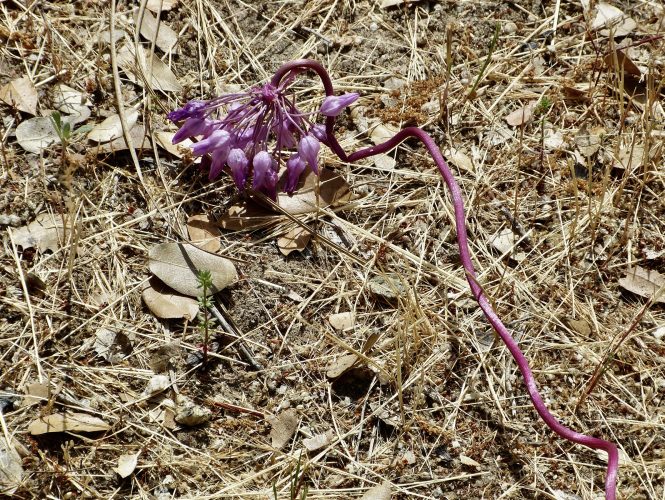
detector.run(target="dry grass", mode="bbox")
[1,0,664,499]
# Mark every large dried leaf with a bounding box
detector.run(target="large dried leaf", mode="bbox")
[116,44,182,92]
[187,214,221,252]
[267,409,298,450]
[146,0,179,13]
[619,266,665,303]
[360,481,392,500]
[326,353,360,379]
[93,123,151,154]
[444,147,474,173]
[0,439,23,495]
[603,50,641,77]
[154,130,193,158]
[113,453,139,478]
[135,8,178,53]
[11,213,65,253]
[15,116,59,153]
[275,168,352,215]
[592,3,636,36]
[505,101,536,127]
[277,226,312,256]
[52,84,91,124]
[88,109,139,143]
[142,277,199,320]
[217,202,279,231]
[303,430,334,452]
[148,242,237,297]
[28,412,110,435]
[328,312,355,331]
[0,77,38,115]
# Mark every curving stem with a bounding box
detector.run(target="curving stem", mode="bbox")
[272,60,619,500]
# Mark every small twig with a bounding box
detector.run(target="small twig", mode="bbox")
[206,399,264,418]
[208,302,264,371]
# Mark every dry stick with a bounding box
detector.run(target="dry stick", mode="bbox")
[271,59,620,500]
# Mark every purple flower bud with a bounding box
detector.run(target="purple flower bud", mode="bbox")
[298,135,320,174]
[191,129,231,156]
[284,154,307,195]
[310,123,329,146]
[319,93,359,117]
[252,151,278,199]
[209,147,231,181]
[172,117,211,144]
[227,148,249,190]
[168,100,207,122]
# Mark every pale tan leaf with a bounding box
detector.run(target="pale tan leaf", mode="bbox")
[592,3,624,29]
[275,168,352,215]
[373,153,396,170]
[575,131,602,157]
[93,328,131,362]
[380,0,421,8]
[93,123,151,154]
[326,353,359,379]
[88,109,139,142]
[491,228,525,261]
[303,431,333,452]
[444,147,474,173]
[619,266,665,303]
[52,84,91,124]
[154,130,193,158]
[135,8,178,53]
[267,409,298,450]
[505,101,537,127]
[460,454,481,467]
[369,121,400,145]
[0,77,38,115]
[368,274,407,300]
[145,0,179,13]
[328,312,355,331]
[116,44,182,92]
[148,242,237,297]
[187,214,221,252]
[277,226,312,256]
[217,202,279,231]
[15,116,59,153]
[11,213,65,253]
[28,412,110,435]
[142,277,200,320]
[0,440,23,495]
[360,481,392,500]
[113,453,139,478]
[142,374,171,398]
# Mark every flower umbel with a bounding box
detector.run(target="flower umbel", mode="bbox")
[168,77,357,198]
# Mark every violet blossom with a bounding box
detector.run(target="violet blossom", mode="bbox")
[168,77,358,197]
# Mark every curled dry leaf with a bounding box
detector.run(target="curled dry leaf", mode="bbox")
[277,226,312,256]
[505,101,537,127]
[154,130,193,158]
[11,212,65,253]
[148,242,237,297]
[303,430,334,452]
[0,77,38,115]
[575,129,602,157]
[142,374,171,398]
[328,312,355,331]
[491,228,526,262]
[444,147,474,173]
[326,353,360,379]
[93,123,151,154]
[187,214,221,252]
[592,3,636,37]
[28,412,111,435]
[275,168,352,215]
[142,277,200,320]
[135,8,178,53]
[88,109,139,143]
[116,44,182,93]
[0,439,23,495]
[217,202,278,231]
[113,453,139,478]
[619,266,665,303]
[267,409,299,450]
[15,116,60,153]
[174,395,211,426]
[360,481,392,500]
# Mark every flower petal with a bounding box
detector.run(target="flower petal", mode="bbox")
[284,154,307,195]
[227,148,249,190]
[191,129,231,156]
[319,93,359,117]
[298,135,320,174]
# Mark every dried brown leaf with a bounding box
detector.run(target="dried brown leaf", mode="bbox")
[0,77,38,115]
[148,242,237,297]
[88,109,139,143]
[268,409,298,450]
[187,214,221,252]
[505,101,537,127]
[328,312,355,331]
[93,123,151,154]
[145,0,179,13]
[217,202,279,231]
[303,431,333,452]
[116,44,182,92]
[28,412,110,435]
[12,213,65,253]
[154,130,193,158]
[274,168,351,215]
[360,481,392,500]
[142,277,199,320]
[619,266,665,303]
[113,453,139,478]
[277,226,312,256]
[135,8,178,53]
[15,116,59,153]
[0,440,23,495]
[326,353,359,379]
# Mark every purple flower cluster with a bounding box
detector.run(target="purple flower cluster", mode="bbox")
[168,76,358,199]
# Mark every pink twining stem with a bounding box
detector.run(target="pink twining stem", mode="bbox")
[272,59,619,499]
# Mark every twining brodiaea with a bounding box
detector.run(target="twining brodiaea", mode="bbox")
[168,75,358,199]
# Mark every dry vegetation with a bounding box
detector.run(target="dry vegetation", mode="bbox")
[1,0,664,498]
